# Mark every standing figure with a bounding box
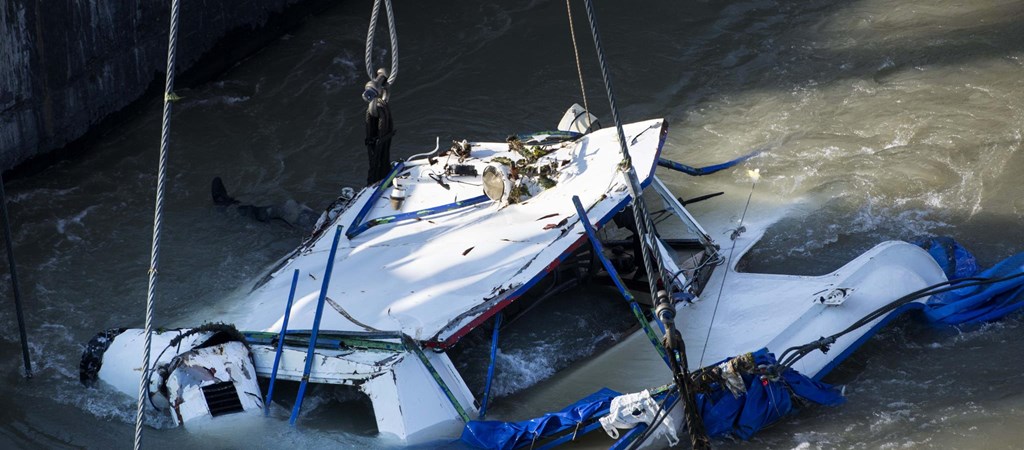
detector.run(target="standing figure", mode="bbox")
[363,68,395,186]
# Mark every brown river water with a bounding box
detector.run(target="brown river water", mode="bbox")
[0,0,1022,448]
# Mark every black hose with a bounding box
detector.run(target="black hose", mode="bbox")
[778,270,1024,369]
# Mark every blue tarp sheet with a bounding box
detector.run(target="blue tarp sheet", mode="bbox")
[461,387,621,450]
[697,349,845,440]
[914,237,1024,324]
[461,350,843,449]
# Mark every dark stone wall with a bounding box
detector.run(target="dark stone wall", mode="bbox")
[0,0,323,172]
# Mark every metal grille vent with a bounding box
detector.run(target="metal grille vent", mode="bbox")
[202,381,244,417]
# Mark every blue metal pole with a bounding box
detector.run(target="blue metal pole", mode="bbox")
[290,225,344,425]
[478,311,503,419]
[347,162,405,239]
[347,194,490,238]
[656,149,761,176]
[265,268,300,415]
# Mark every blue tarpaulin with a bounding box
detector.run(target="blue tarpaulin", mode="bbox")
[461,350,843,449]
[697,349,845,440]
[913,236,978,280]
[461,387,621,450]
[914,237,1024,324]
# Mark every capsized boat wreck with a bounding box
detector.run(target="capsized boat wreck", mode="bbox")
[78,0,1024,446]
[80,110,701,439]
[79,100,1024,447]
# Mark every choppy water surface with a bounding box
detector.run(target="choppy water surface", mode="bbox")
[1,0,1022,448]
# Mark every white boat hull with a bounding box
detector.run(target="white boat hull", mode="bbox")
[680,235,947,378]
[88,328,263,426]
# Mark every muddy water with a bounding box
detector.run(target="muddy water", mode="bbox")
[1,0,1022,448]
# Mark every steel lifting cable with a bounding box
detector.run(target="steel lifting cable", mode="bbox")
[581,1,710,448]
[365,0,398,84]
[579,1,667,297]
[564,0,590,115]
[135,0,181,448]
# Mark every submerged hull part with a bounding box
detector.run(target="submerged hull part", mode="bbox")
[80,327,263,427]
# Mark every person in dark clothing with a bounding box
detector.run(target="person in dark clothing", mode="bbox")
[211,177,321,233]
[363,68,396,186]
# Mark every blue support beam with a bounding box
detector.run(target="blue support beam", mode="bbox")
[571,195,670,368]
[347,194,490,238]
[290,225,344,425]
[478,311,503,420]
[656,148,761,177]
[264,268,299,415]
[346,162,406,239]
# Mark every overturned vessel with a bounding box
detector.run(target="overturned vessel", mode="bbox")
[83,112,695,440]
[80,96,1024,448]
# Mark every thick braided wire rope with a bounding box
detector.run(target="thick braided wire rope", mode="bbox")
[579,0,667,300]
[365,0,399,84]
[134,0,180,448]
[565,0,590,115]
[581,1,710,448]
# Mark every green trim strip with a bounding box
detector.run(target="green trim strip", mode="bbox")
[403,335,470,422]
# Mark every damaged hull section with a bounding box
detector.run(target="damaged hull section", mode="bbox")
[86,328,263,426]
[82,117,683,444]
[246,337,477,442]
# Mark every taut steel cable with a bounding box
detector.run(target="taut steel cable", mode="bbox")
[135,0,181,447]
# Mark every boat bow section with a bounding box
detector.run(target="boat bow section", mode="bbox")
[220,119,667,346]
[83,327,263,427]
[84,119,663,443]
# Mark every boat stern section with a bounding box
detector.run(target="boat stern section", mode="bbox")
[248,336,477,444]
[362,349,476,443]
[683,240,948,378]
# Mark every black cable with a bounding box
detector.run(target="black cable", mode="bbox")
[144,329,185,411]
[778,270,1024,369]
[446,177,482,187]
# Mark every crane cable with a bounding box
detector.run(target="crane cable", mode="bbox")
[135,0,181,448]
[365,0,398,85]
[580,1,710,448]
[565,0,590,115]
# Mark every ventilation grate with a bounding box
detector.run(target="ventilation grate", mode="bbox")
[202,381,244,417]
